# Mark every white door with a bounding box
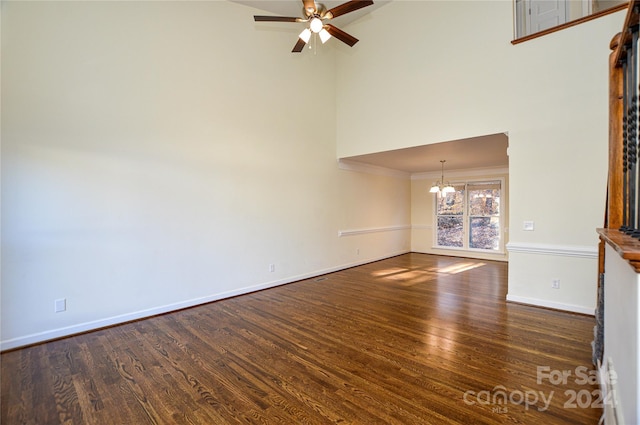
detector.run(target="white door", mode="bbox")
[527,0,568,34]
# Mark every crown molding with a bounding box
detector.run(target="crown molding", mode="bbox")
[337,159,411,179]
[411,166,509,180]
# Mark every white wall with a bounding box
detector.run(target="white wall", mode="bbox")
[1,0,628,349]
[336,0,625,314]
[1,1,410,349]
[603,244,639,424]
[506,11,616,313]
[336,1,514,158]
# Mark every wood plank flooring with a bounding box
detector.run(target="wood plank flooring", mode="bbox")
[1,253,603,424]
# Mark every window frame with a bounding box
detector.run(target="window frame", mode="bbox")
[433,178,505,254]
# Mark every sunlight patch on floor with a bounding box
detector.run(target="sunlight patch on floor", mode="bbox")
[371,267,410,277]
[384,270,437,286]
[371,262,486,286]
[372,262,486,280]
[437,262,485,274]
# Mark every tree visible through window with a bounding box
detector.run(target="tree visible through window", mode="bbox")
[435,181,501,251]
[468,182,501,250]
[436,184,465,247]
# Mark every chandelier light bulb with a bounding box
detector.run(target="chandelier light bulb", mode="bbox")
[310,17,323,33]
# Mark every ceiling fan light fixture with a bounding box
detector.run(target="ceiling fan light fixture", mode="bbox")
[310,17,323,33]
[319,28,331,43]
[299,28,312,43]
[253,0,374,53]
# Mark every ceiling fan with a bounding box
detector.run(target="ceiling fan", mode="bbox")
[254,0,374,53]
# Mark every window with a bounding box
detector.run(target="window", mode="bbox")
[435,180,502,252]
[436,184,465,248]
[468,182,501,250]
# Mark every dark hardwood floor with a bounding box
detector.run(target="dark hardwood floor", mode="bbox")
[1,253,602,424]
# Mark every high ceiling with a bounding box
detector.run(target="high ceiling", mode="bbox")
[231,0,390,26]
[233,1,509,175]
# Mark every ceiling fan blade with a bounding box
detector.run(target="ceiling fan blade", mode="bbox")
[325,24,359,47]
[292,38,307,53]
[302,0,317,15]
[254,16,303,22]
[325,0,373,19]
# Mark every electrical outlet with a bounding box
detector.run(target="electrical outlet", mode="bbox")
[269,264,275,273]
[523,221,535,231]
[356,248,360,255]
[54,298,66,313]
[552,279,560,289]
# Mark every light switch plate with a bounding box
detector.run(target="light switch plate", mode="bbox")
[54,298,66,313]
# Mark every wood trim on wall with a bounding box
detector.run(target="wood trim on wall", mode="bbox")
[608,32,624,229]
[511,2,629,45]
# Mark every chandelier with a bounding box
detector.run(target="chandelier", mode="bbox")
[429,160,455,196]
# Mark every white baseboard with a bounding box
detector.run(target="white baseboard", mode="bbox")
[0,250,410,351]
[506,294,595,315]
